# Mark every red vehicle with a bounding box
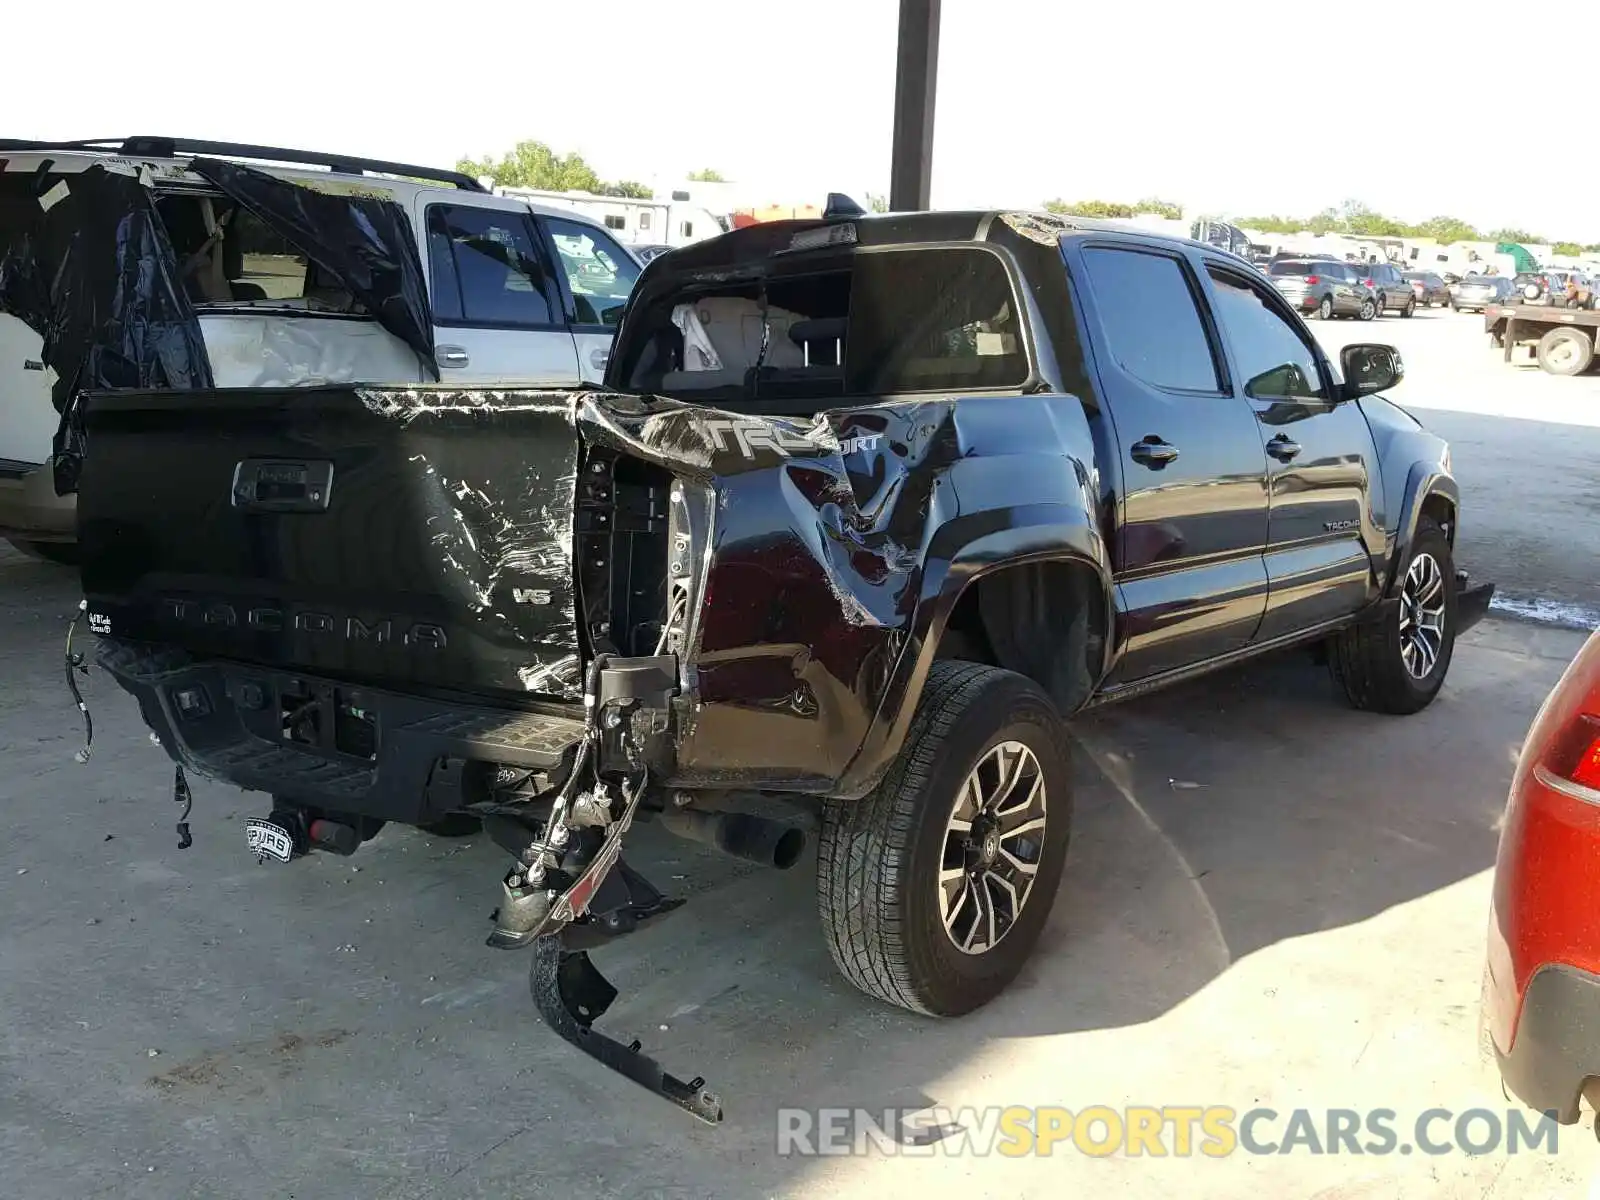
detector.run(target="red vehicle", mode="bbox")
[1486,628,1600,1123]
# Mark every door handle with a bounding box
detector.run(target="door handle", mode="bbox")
[438,345,470,368]
[1130,437,1179,466]
[1266,434,1303,462]
[590,348,610,371]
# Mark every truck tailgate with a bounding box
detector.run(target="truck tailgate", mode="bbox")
[78,386,586,700]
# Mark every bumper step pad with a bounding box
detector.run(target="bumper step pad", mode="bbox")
[529,938,723,1124]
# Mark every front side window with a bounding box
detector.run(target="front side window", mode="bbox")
[1205,267,1327,402]
[426,204,557,326]
[1080,247,1219,392]
[544,217,642,327]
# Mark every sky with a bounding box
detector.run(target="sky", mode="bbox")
[8,0,1598,243]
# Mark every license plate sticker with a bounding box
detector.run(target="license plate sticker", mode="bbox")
[245,818,295,863]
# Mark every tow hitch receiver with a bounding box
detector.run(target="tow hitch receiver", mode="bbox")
[530,937,723,1124]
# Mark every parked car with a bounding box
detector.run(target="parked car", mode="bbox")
[630,243,674,264]
[0,136,645,561]
[1451,275,1514,312]
[1356,261,1417,317]
[1511,271,1577,307]
[1546,270,1597,309]
[1485,628,1600,1127]
[1403,271,1450,307]
[1267,258,1377,320]
[74,210,1493,1118]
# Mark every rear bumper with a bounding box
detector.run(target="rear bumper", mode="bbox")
[96,640,589,824]
[1495,963,1600,1124]
[0,462,75,541]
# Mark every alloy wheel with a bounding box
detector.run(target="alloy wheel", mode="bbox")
[938,741,1048,955]
[1399,551,1447,680]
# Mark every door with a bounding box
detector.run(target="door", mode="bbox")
[1066,238,1271,683]
[1200,261,1378,639]
[1330,262,1364,314]
[539,216,643,385]
[421,202,582,385]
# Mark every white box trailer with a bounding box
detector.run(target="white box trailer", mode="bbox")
[494,187,725,249]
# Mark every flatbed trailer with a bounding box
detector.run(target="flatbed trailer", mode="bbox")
[1484,303,1600,375]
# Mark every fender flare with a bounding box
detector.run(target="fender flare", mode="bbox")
[1387,463,1459,597]
[831,503,1112,799]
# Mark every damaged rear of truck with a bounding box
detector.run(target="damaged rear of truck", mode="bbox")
[76,211,1114,1119]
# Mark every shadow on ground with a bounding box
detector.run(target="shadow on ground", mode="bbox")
[0,554,1582,1199]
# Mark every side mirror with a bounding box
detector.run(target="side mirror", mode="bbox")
[1340,343,1403,398]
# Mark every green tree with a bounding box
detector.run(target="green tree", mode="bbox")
[866,193,889,213]
[1552,241,1584,257]
[1043,199,1135,219]
[1306,207,1342,235]
[1586,243,1600,254]
[1233,214,1304,234]
[687,168,726,182]
[1134,197,1183,219]
[1412,215,1481,245]
[1487,228,1543,245]
[601,180,653,199]
[456,140,602,192]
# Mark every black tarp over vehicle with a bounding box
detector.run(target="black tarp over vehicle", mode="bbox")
[0,164,213,490]
[1,154,440,493]
[188,158,437,372]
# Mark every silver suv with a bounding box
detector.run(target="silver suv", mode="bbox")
[1267,259,1376,320]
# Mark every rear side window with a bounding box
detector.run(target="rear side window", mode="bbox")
[426,205,557,327]
[1080,247,1219,392]
[155,193,324,307]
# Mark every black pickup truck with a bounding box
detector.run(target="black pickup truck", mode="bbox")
[72,207,1493,1120]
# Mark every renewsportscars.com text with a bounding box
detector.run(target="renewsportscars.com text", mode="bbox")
[776,1105,1560,1158]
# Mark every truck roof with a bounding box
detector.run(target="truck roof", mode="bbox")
[0,136,606,227]
[647,207,1255,272]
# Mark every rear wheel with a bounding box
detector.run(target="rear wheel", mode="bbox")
[1328,516,1457,715]
[1359,296,1378,321]
[816,661,1072,1016]
[5,538,77,565]
[1402,295,1416,318]
[1536,327,1594,375]
[1316,295,1334,321]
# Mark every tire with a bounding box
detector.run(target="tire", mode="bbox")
[1316,294,1335,321]
[1359,296,1378,321]
[816,661,1072,1016]
[1401,296,1416,318]
[1536,327,1594,375]
[5,538,78,565]
[1328,515,1458,715]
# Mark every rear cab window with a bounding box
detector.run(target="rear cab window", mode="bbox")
[620,243,1030,408]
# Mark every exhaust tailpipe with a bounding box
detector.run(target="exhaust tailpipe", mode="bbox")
[659,808,806,870]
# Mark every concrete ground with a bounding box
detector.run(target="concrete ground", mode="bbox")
[3,548,1598,1199]
[1309,304,1600,629]
[4,304,1599,1198]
